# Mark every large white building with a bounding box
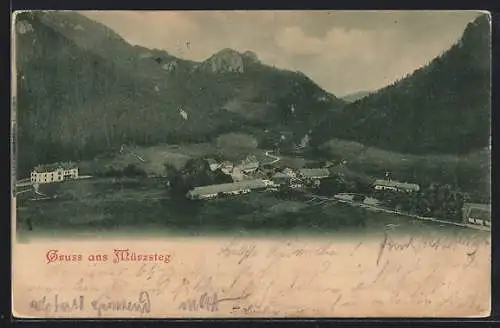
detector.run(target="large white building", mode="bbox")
[31,162,79,184]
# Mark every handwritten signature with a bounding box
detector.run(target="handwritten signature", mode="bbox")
[30,291,151,317]
[91,291,151,317]
[178,291,252,312]
[30,294,84,313]
[376,231,486,265]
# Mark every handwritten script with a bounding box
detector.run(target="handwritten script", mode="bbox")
[29,291,151,317]
[14,233,491,317]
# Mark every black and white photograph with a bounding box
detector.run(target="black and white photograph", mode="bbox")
[11,10,491,318]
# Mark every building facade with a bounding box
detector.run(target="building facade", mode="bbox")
[462,203,491,227]
[271,172,291,186]
[297,168,330,187]
[221,161,234,175]
[237,155,260,174]
[206,158,222,171]
[372,179,420,192]
[31,163,79,184]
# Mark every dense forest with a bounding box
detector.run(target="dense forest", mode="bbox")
[311,14,491,155]
[14,11,343,177]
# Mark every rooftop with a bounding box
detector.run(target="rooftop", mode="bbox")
[239,162,259,170]
[468,208,491,220]
[33,161,78,173]
[463,203,491,220]
[464,202,491,210]
[272,172,290,179]
[298,168,330,178]
[205,158,219,165]
[373,179,420,191]
[243,155,258,163]
[188,179,268,196]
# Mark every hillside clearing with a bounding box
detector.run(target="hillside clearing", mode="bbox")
[78,136,270,176]
[316,138,490,199]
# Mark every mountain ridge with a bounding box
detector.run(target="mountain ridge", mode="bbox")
[341,90,373,103]
[311,14,491,155]
[14,11,345,176]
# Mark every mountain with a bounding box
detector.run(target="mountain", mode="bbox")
[312,14,491,155]
[341,90,373,103]
[14,11,344,176]
[195,48,246,73]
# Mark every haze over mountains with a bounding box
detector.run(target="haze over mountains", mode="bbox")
[14,11,490,176]
[341,91,373,103]
[312,14,491,155]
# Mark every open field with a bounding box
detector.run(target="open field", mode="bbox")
[15,177,487,239]
[318,138,490,200]
[76,133,274,177]
[321,138,490,173]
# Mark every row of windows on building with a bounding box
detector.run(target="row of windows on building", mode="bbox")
[30,168,79,184]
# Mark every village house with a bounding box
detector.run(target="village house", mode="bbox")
[462,203,491,227]
[186,179,275,200]
[297,168,330,187]
[31,162,79,184]
[283,168,297,178]
[372,179,420,193]
[206,158,222,171]
[271,172,291,186]
[271,167,298,186]
[237,155,260,174]
[221,161,234,175]
[289,177,304,189]
[229,166,246,182]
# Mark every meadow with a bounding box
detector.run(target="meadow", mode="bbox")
[15,177,482,240]
[318,138,490,201]
[76,133,273,177]
[71,131,491,202]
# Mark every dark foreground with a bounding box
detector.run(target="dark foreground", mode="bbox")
[15,178,488,239]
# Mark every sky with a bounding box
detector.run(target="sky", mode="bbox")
[81,10,482,97]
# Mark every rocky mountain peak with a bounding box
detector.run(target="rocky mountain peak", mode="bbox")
[203,48,245,73]
[242,50,259,63]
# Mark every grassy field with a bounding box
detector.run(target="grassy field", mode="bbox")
[15,177,486,240]
[73,136,489,196]
[321,138,490,172]
[77,133,271,177]
[319,138,490,199]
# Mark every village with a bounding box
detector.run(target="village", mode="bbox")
[18,149,492,231]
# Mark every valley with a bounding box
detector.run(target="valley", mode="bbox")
[13,11,491,236]
[16,175,487,238]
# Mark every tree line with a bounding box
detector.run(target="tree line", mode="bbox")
[317,172,469,222]
[94,164,148,178]
[372,183,468,222]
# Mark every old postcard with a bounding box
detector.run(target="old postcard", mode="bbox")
[11,10,491,318]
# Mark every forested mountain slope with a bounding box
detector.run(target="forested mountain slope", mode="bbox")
[312,14,491,155]
[14,11,344,176]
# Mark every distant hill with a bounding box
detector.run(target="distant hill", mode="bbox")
[312,14,491,155]
[14,11,344,176]
[341,90,373,103]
